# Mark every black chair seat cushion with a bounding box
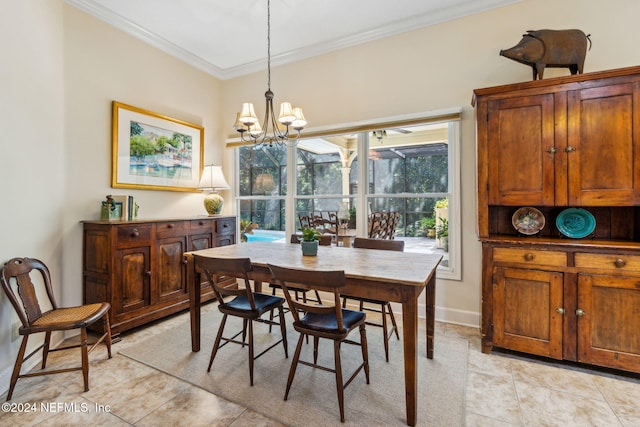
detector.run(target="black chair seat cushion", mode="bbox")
[223,293,284,315]
[298,308,365,333]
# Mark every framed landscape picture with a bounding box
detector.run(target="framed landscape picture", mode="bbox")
[112,101,204,192]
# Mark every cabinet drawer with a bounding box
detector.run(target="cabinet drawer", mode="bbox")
[156,221,187,237]
[575,253,640,272]
[216,218,235,235]
[116,225,152,246]
[493,247,567,267]
[190,219,216,233]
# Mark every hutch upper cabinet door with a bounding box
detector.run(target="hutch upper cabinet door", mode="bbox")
[487,94,557,206]
[567,82,640,205]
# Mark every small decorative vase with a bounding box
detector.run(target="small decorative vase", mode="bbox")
[301,240,319,256]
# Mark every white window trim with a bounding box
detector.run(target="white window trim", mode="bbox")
[231,108,462,280]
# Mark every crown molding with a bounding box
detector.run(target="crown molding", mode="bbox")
[66,0,522,80]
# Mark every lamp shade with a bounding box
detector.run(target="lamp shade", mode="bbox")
[198,165,230,216]
[198,165,230,190]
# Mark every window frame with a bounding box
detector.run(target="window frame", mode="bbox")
[232,108,461,279]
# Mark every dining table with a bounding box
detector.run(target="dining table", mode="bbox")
[186,241,442,427]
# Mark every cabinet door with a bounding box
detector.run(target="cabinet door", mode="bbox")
[493,266,563,359]
[577,274,640,372]
[567,82,640,205]
[156,236,188,302]
[114,246,151,316]
[487,94,556,206]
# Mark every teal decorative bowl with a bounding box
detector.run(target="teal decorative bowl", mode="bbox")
[556,208,596,238]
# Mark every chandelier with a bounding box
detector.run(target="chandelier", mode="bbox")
[233,0,307,148]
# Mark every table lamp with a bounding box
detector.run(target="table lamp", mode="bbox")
[198,165,230,215]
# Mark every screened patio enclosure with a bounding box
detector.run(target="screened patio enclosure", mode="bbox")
[236,121,454,270]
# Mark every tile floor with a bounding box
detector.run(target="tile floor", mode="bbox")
[1,306,639,426]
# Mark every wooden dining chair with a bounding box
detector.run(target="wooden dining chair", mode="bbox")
[269,234,331,306]
[268,263,370,423]
[194,256,288,386]
[343,237,404,362]
[0,257,112,401]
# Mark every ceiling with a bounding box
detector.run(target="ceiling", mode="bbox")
[67,0,522,80]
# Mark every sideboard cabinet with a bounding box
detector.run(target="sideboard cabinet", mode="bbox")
[83,216,236,340]
[474,66,640,374]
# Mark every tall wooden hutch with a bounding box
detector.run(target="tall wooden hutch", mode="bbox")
[474,66,640,373]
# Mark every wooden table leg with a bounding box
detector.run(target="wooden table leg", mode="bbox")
[426,272,436,359]
[402,290,419,427]
[187,254,201,352]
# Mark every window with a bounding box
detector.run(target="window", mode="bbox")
[234,111,461,279]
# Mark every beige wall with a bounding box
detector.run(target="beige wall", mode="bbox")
[0,0,65,386]
[1,0,639,391]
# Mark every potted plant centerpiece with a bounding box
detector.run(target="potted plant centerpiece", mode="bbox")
[301,228,322,256]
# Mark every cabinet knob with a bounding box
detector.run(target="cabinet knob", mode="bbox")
[614,258,627,268]
[146,271,152,277]
[199,221,205,225]
[523,253,535,261]
[565,146,576,153]
[131,229,139,237]
[576,308,585,317]
[167,224,174,229]
[555,307,565,315]
[182,258,188,265]
[223,223,229,228]
[546,148,557,154]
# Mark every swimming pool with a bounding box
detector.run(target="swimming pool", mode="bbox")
[245,229,286,243]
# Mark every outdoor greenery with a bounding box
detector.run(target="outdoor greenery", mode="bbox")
[237,139,449,238]
[436,217,449,239]
[239,219,258,242]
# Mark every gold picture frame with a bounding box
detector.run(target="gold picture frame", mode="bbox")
[112,101,204,192]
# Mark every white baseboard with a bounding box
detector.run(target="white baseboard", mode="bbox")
[374,302,480,329]
[431,304,480,329]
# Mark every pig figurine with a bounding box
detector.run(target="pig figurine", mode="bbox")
[500,29,591,80]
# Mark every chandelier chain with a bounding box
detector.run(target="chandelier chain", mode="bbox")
[235,0,306,148]
[267,0,271,91]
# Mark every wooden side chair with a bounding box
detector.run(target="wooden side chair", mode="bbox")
[194,256,288,386]
[343,237,404,362]
[0,257,112,401]
[268,264,370,423]
[269,234,331,305]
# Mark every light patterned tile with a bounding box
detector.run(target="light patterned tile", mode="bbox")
[229,409,289,427]
[31,395,130,427]
[510,358,603,400]
[466,411,521,427]
[591,374,640,410]
[135,386,245,427]
[465,370,521,424]
[0,378,76,426]
[468,348,515,379]
[84,370,191,424]
[515,381,622,427]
